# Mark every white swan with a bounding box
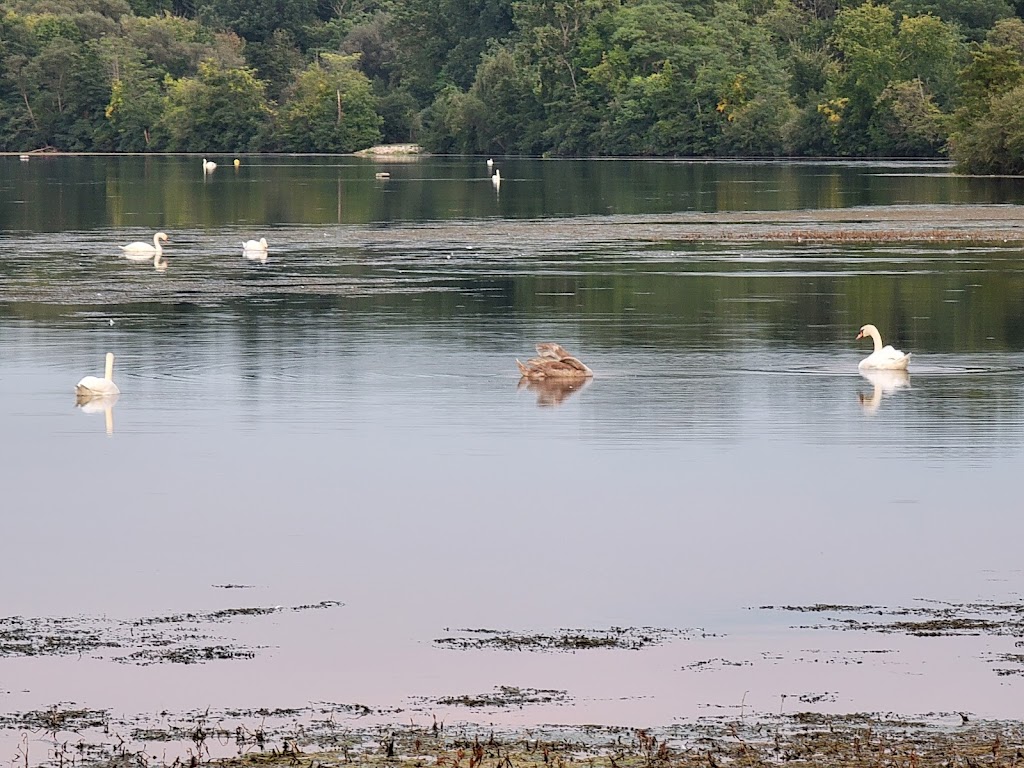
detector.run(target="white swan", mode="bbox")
[858,369,910,414]
[121,232,168,262]
[491,169,501,188]
[486,158,494,168]
[856,324,910,370]
[76,352,120,399]
[243,237,268,251]
[203,158,217,172]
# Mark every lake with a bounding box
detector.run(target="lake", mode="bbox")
[2,155,1024,759]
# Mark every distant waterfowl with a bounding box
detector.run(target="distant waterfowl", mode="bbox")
[516,343,593,380]
[375,172,390,179]
[243,237,268,252]
[202,158,217,172]
[76,352,120,399]
[858,369,910,414]
[856,324,911,370]
[19,154,29,162]
[487,158,494,168]
[121,232,168,262]
[233,158,240,168]
[491,169,501,188]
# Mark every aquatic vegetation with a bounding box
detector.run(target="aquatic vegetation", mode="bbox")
[0,600,344,664]
[434,627,704,652]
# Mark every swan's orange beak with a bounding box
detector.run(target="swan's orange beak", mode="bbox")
[855,330,864,340]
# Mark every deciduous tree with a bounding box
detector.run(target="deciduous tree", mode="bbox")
[276,52,381,152]
[158,59,271,150]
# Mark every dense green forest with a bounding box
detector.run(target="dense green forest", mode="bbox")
[3,0,1024,170]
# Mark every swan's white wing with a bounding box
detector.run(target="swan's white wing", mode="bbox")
[860,346,911,370]
[76,376,120,396]
[881,346,911,368]
[121,243,156,260]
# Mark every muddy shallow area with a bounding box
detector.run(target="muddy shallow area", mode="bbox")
[5,597,1024,767]
[343,204,1024,245]
[12,701,1024,768]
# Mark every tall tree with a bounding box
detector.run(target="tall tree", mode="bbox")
[467,44,544,153]
[157,59,271,150]
[949,82,1024,172]
[827,1,898,153]
[869,78,947,155]
[195,0,318,46]
[894,13,964,108]
[243,28,304,102]
[100,37,163,150]
[390,0,514,100]
[889,0,1011,41]
[275,52,381,151]
[948,39,1024,170]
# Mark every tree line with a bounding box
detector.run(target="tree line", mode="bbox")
[3,0,1024,171]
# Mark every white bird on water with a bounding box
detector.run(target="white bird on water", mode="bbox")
[486,158,494,168]
[203,158,217,172]
[856,324,911,370]
[243,237,268,252]
[491,169,501,189]
[243,237,269,263]
[121,232,169,266]
[76,352,121,399]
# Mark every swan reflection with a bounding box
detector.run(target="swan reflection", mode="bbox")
[518,376,591,407]
[76,392,118,435]
[243,249,268,263]
[858,369,910,414]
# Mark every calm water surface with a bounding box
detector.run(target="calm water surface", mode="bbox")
[2,157,1024,753]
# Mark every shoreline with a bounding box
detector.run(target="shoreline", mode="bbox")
[17,707,1024,768]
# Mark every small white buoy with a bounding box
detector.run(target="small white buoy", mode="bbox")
[375,172,390,179]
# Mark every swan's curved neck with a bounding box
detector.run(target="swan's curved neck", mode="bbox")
[104,352,115,382]
[152,233,163,253]
[867,326,883,352]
